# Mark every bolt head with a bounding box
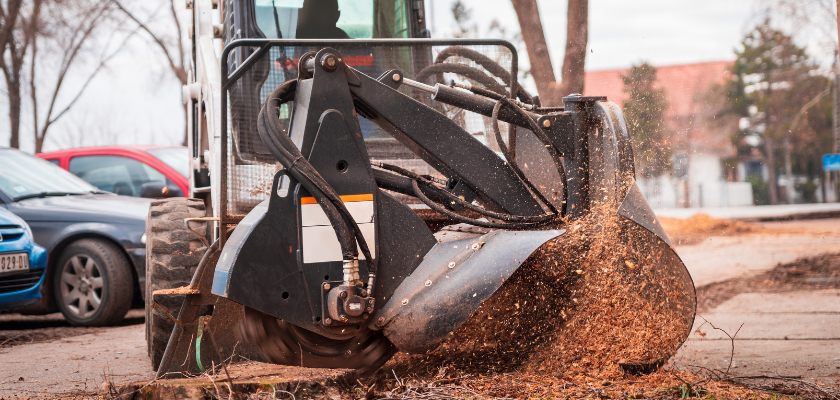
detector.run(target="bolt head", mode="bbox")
[324,318,332,325]
[401,299,409,306]
[392,73,401,82]
[542,119,551,128]
[323,283,331,291]
[360,289,368,297]
[377,317,385,324]
[424,280,432,287]
[471,243,481,250]
[321,54,339,71]
[448,262,456,269]
[339,291,348,299]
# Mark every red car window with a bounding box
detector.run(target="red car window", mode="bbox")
[69,155,183,197]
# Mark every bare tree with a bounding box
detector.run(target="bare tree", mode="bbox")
[510,0,588,106]
[30,0,135,152]
[112,0,188,143]
[1,0,130,152]
[765,0,840,198]
[0,0,43,149]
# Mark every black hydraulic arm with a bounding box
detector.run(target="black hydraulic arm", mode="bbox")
[345,67,546,217]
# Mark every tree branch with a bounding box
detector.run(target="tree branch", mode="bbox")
[168,0,186,81]
[46,27,139,128]
[112,0,185,83]
[787,88,830,135]
[39,2,112,140]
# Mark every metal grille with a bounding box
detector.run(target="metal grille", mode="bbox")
[222,39,518,221]
[0,270,43,294]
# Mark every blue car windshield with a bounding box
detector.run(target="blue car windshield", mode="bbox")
[0,149,97,199]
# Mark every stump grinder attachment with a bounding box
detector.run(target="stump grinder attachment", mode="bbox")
[152,40,695,378]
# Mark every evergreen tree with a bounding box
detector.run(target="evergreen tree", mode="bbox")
[723,20,830,204]
[622,63,672,178]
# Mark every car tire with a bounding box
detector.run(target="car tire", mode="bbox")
[53,239,134,326]
[145,198,208,370]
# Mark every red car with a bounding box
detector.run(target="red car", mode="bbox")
[38,146,189,198]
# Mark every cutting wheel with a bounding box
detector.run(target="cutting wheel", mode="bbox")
[239,307,396,376]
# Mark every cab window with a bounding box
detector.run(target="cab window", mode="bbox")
[69,156,183,197]
[253,0,408,39]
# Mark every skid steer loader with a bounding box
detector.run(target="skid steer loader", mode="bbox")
[145,0,696,378]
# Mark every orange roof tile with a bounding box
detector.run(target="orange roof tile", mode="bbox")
[583,61,735,153]
[584,61,733,116]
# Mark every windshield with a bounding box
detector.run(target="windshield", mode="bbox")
[254,0,408,39]
[0,149,97,199]
[145,147,189,177]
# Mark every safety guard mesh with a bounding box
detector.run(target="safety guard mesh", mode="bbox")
[223,40,518,221]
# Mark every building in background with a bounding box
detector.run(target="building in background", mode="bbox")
[584,61,755,208]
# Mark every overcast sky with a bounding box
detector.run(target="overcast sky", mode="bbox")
[5,0,833,153]
[428,0,758,70]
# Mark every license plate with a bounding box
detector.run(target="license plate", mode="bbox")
[0,252,29,274]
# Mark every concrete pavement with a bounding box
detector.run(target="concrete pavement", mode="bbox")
[655,202,840,220]
[674,290,840,385]
[674,218,840,286]
[0,321,153,398]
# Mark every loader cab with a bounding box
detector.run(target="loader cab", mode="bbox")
[218,0,430,178]
[224,0,425,43]
[251,0,413,40]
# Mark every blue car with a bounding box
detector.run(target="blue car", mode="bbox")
[0,207,48,311]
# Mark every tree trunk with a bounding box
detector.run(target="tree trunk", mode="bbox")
[7,79,21,149]
[560,0,588,96]
[834,1,840,151]
[34,135,45,154]
[765,136,779,204]
[510,0,561,105]
[783,135,794,204]
[834,51,840,153]
[511,0,588,106]
[182,102,189,146]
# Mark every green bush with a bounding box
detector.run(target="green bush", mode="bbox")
[745,175,769,205]
[795,180,818,203]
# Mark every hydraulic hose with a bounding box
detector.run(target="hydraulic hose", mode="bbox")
[431,46,534,105]
[411,45,568,216]
[375,162,559,228]
[257,79,377,285]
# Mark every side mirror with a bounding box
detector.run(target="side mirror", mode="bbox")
[139,182,176,198]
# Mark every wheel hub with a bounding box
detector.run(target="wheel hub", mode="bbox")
[79,277,91,293]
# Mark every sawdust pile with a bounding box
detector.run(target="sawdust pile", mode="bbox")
[523,209,695,378]
[659,213,760,245]
[400,200,696,380]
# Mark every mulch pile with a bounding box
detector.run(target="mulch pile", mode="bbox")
[361,201,709,398]
[697,251,840,313]
[659,213,761,245]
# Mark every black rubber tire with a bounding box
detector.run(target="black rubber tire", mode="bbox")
[145,198,208,370]
[240,307,397,376]
[53,239,133,326]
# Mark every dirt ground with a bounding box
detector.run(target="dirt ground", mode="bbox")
[0,310,145,349]
[0,216,838,399]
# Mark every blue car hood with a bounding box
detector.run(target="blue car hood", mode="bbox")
[0,207,25,226]
[11,194,151,224]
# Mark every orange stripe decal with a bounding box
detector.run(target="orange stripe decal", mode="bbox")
[300,194,373,205]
